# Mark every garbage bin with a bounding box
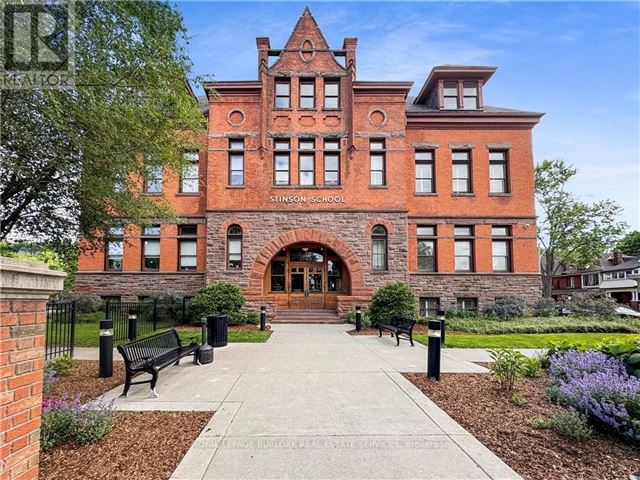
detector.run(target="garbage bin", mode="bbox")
[207,314,228,348]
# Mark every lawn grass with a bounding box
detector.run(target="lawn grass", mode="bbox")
[413,332,640,349]
[71,322,271,347]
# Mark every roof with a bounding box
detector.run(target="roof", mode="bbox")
[197,95,208,114]
[405,96,543,116]
[552,253,640,276]
[414,65,497,105]
[600,279,638,290]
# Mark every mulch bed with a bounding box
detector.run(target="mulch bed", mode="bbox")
[49,360,125,403]
[404,371,640,480]
[40,411,212,480]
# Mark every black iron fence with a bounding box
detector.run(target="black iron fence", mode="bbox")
[45,301,76,360]
[105,299,188,343]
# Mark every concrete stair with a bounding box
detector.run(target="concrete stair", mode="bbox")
[272,309,343,324]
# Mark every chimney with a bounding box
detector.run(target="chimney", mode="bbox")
[256,37,270,72]
[342,37,357,75]
[613,252,624,265]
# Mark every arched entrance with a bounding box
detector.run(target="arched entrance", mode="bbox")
[266,243,350,310]
[247,228,367,312]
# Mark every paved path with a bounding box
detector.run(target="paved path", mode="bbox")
[97,324,521,479]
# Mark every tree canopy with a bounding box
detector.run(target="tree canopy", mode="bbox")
[535,159,627,297]
[1,0,206,248]
[615,231,640,257]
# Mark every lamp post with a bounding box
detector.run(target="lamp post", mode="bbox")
[355,305,362,332]
[260,306,267,331]
[99,319,113,378]
[427,319,442,381]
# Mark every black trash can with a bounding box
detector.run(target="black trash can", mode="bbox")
[207,314,228,347]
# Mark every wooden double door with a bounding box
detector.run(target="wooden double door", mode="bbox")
[288,263,325,309]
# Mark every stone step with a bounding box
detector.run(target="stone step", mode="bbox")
[272,310,343,324]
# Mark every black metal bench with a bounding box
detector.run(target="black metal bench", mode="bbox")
[377,316,416,346]
[117,329,199,397]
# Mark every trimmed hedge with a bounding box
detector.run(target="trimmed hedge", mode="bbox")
[369,282,417,326]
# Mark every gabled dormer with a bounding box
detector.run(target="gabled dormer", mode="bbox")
[413,65,497,111]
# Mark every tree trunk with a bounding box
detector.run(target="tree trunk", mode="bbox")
[541,249,555,298]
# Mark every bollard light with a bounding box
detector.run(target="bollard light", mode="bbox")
[127,313,137,341]
[355,305,362,332]
[436,309,446,346]
[99,319,113,378]
[260,306,267,331]
[426,319,442,381]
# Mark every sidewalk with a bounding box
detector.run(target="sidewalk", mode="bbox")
[94,324,521,479]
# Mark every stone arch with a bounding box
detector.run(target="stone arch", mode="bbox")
[364,218,395,235]
[248,228,367,295]
[218,217,251,236]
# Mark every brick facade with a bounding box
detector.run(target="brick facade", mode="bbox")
[1,258,65,480]
[76,7,543,316]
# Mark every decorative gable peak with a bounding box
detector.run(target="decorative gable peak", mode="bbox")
[283,6,330,52]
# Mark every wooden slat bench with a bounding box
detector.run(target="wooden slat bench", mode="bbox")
[117,329,199,397]
[377,316,417,346]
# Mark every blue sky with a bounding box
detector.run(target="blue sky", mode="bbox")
[177,1,640,230]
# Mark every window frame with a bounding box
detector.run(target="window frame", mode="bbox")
[491,225,512,273]
[371,225,388,271]
[105,234,124,272]
[452,150,472,194]
[142,238,160,271]
[323,78,340,109]
[442,81,459,110]
[370,139,386,187]
[323,139,340,186]
[227,225,243,271]
[274,78,291,109]
[457,297,478,312]
[420,297,440,318]
[489,150,509,194]
[144,165,163,193]
[228,138,245,186]
[273,139,291,186]
[299,78,315,109]
[462,81,479,110]
[415,150,435,194]
[180,151,199,193]
[417,225,437,272]
[454,225,475,272]
[298,139,315,186]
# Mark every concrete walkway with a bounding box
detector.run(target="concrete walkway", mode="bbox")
[96,324,521,479]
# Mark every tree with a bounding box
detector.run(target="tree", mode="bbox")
[615,231,640,257]
[1,0,206,247]
[536,159,627,298]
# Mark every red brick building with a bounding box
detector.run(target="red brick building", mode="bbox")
[76,8,543,319]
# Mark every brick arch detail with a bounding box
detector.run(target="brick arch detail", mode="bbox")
[364,218,395,236]
[218,217,251,236]
[248,228,367,295]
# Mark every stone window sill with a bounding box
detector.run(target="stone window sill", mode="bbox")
[175,192,200,197]
[489,193,512,197]
[452,193,475,197]
[369,185,388,189]
[415,192,438,197]
[226,185,245,189]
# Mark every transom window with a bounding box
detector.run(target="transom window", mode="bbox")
[299,78,315,109]
[371,225,388,271]
[323,139,340,186]
[370,139,386,186]
[143,225,160,236]
[179,224,197,236]
[299,139,315,186]
[275,79,290,108]
[227,225,243,270]
[452,150,471,194]
[489,150,508,194]
[181,151,199,193]
[415,150,435,193]
[324,79,339,109]
[229,139,244,186]
[274,139,290,185]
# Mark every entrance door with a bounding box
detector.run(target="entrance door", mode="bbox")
[288,265,325,309]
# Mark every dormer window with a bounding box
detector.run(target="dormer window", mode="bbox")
[443,81,458,109]
[441,80,480,110]
[463,81,478,110]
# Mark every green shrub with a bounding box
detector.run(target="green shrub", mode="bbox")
[188,282,245,321]
[510,392,526,406]
[548,409,592,440]
[41,403,76,450]
[445,316,640,335]
[489,348,526,391]
[74,407,114,445]
[368,282,416,326]
[346,308,372,327]
[559,291,618,319]
[534,297,558,317]
[598,337,640,377]
[55,293,101,313]
[545,383,562,404]
[521,357,542,377]
[47,355,75,377]
[483,296,526,320]
[529,417,549,429]
[233,310,259,325]
[444,305,478,319]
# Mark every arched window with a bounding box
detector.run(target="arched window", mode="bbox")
[371,225,387,271]
[227,225,242,270]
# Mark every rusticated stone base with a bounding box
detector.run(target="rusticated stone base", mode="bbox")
[75,272,205,301]
[409,273,542,311]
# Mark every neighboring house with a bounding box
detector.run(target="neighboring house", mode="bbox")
[552,252,640,311]
[75,7,543,319]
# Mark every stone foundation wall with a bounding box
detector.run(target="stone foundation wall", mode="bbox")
[409,273,542,311]
[75,273,205,301]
